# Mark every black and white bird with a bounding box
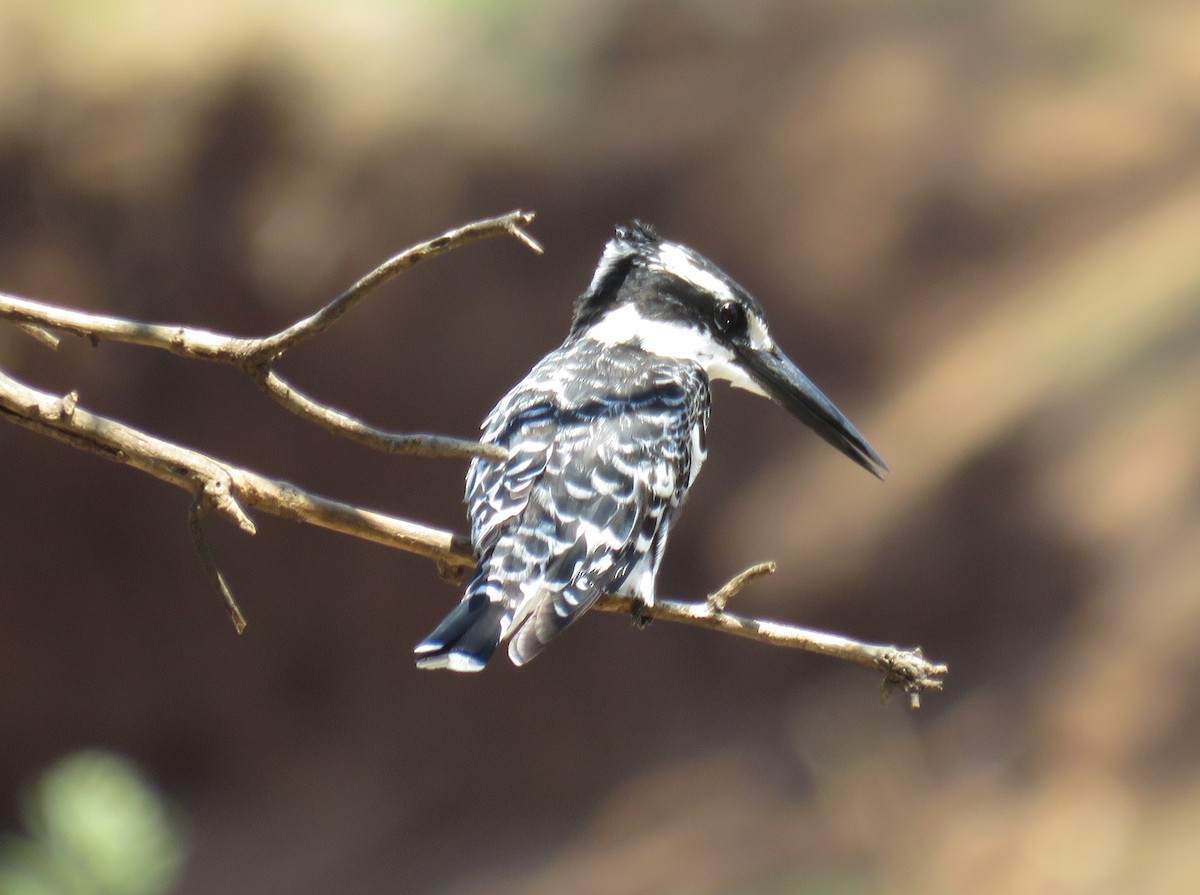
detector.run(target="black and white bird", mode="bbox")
[414,222,886,671]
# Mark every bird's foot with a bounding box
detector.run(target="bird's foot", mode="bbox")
[630,598,653,629]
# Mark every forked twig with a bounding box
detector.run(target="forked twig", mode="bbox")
[706,561,777,612]
[600,567,946,707]
[0,210,540,461]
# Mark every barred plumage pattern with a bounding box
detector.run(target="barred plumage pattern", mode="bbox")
[416,339,709,669]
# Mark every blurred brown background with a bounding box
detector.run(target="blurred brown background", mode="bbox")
[2,1,1200,893]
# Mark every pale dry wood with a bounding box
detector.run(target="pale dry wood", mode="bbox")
[0,367,472,567]
[17,322,60,349]
[705,561,777,612]
[0,213,947,705]
[602,577,946,709]
[255,368,492,460]
[241,212,543,362]
[0,211,542,461]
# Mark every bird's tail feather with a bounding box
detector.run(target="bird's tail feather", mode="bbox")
[507,611,555,667]
[507,590,597,666]
[414,590,507,672]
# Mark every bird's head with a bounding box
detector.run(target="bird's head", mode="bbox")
[570,222,887,477]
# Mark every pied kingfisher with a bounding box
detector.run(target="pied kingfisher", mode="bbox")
[415,222,886,671]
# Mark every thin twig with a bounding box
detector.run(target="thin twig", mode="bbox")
[188,500,247,634]
[17,322,60,349]
[706,561,776,612]
[244,210,542,362]
[0,210,538,461]
[255,369,505,461]
[598,590,947,707]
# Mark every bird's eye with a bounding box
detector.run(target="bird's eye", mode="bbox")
[714,300,746,334]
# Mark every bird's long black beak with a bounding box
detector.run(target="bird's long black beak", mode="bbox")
[736,345,888,478]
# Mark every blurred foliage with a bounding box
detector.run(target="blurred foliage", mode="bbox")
[0,752,184,895]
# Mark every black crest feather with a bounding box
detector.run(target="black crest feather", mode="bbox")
[616,220,659,248]
[570,221,662,334]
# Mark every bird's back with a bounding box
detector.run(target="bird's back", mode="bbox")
[415,338,710,670]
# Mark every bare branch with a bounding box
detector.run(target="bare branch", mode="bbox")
[599,580,947,707]
[230,472,473,568]
[255,368,505,461]
[245,210,542,361]
[0,291,245,359]
[0,210,538,460]
[0,367,468,568]
[0,370,252,531]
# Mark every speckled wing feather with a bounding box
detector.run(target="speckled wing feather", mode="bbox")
[465,341,710,665]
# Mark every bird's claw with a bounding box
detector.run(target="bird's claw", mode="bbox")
[630,598,653,629]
